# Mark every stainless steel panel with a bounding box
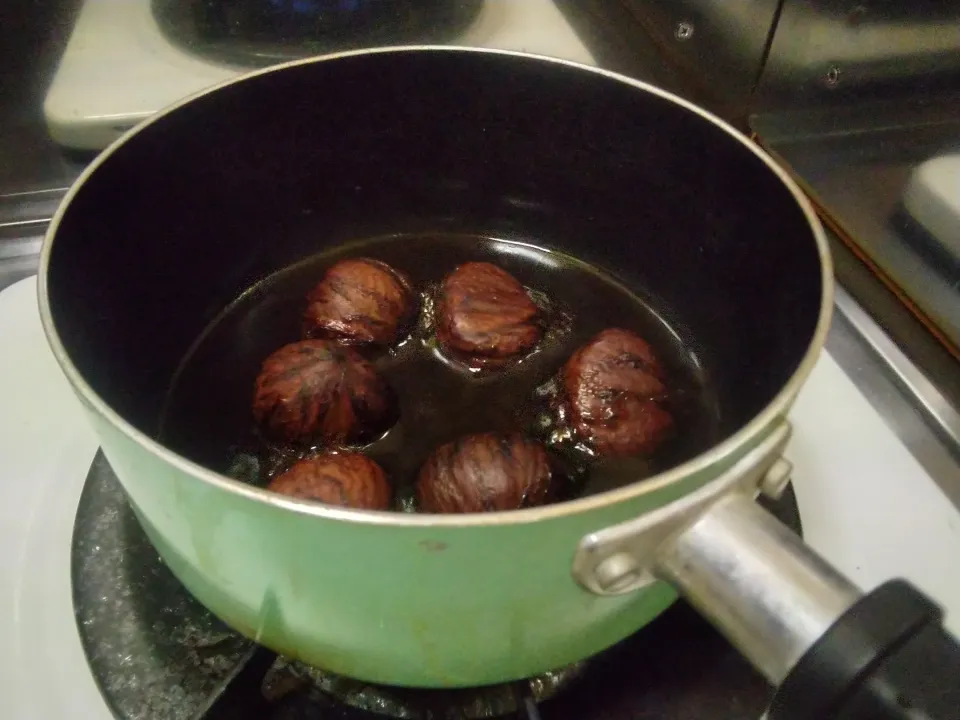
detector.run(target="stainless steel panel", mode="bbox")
[755,1,960,113]
[616,0,782,117]
[828,286,960,506]
[0,188,66,292]
[0,187,68,226]
[751,111,960,354]
[834,285,960,457]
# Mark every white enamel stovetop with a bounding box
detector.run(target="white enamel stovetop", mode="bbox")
[1,272,959,718]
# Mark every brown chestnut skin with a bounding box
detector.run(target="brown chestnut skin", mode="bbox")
[268,453,391,510]
[563,328,674,457]
[303,258,416,347]
[252,340,396,445]
[436,262,541,368]
[416,433,552,513]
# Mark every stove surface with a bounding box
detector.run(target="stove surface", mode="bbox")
[2,270,960,720]
[42,0,595,151]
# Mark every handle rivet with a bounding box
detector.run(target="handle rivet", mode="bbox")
[674,21,695,41]
[596,553,643,592]
[760,458,793,499]
[824,65,841,88]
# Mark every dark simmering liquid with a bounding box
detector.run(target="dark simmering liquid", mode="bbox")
[159,234,721,505]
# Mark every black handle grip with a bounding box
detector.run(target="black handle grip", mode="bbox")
[769,580,960,720]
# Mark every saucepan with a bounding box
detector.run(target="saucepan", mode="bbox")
[39,47,960,717]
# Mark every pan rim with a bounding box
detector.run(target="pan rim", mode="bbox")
[37,45,833,528]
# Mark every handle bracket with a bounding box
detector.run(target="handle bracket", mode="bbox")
[572,421,792,596]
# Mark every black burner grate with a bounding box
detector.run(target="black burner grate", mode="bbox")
[73,451,801,719]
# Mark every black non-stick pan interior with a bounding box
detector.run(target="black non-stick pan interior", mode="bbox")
[46,49,823,478]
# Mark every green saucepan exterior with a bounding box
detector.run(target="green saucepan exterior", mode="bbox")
[39,47,831,687]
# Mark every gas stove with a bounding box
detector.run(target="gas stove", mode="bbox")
[3,269,960,719]
[9,3,960,716]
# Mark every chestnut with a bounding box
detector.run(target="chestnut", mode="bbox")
[563,328,673,457]
[416,432,552,513]
[268,453,391,510]
[252,339,396,445]
[435,262,541,368]
[303,258,416,348]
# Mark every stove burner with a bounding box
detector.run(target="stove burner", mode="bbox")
[192,652,577,718]
[257,656,583,718]
[73,451,801,719]
[150,0,486,68]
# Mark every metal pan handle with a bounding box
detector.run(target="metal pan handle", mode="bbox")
[573,421,960,719]
[654,490,858,684]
